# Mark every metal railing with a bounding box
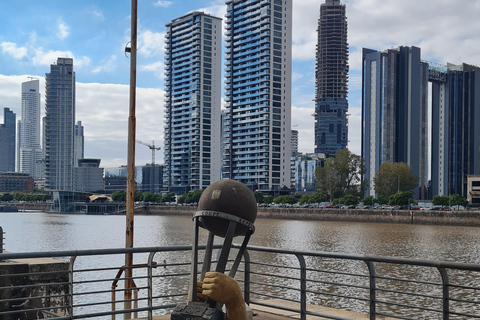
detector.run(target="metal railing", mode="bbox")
[1,244,480,320]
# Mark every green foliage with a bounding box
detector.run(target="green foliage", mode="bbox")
[263,195,273,204]
[134,192,143,202]
[362,196,377,206]
[376,194,390,205]
[161,192,176,203]
[432,195,450,207]
[0,193,52,202]
[112,191,126,202]
[315,149,366,201]
[273,195,297,204]
[253,191,264,204]
[142,192,156,202]
[449,194,468,208]
[339,194,359,206]
[373,161,419,198]
[1,193,14,201]
[178,189,203,204]
[298,193,326,205]
[389,191,414,206]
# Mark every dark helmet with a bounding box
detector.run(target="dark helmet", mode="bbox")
[196,179,257,237]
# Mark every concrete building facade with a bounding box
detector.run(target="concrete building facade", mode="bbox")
[44,58,76,191]
[18,79,43,179]
[223,0,292,192]
[314,0,349,157]
[0,108,16,172]
[163,12,222,194]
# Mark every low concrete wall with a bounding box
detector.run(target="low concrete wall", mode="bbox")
[143,205,480,227]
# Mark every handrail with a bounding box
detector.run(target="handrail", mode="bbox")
[0,244,480,319]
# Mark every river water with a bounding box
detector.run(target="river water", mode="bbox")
[2,210,480,263]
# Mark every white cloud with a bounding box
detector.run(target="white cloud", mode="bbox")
[153,1,172,8]
[0,42,28,60]
[31,47,90,68]
[57,19,70,40]
[89,8,105,21]
[138,30,165,58]
[140,61,163,73]
[92,55,117,74]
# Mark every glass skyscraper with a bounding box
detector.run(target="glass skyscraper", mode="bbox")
[223,0,292,192]
[314,0,349,157]
[18,79,43,178]
[163,12,222,194]
[44,58,76,191]
[0,108,16,172]
[362,46,429,199]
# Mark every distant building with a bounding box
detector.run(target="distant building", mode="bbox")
[314,0,349,157]
[163,12,222,194]
[141,163,163,193]
[291,130,299,157]
[18,79,43,179]
[431,63,480,197]
[291,153,325,193]
[362,46,429,199]
[104,165,143,194]
[73,159,104,192]
[223,0,293,192]
[0,171,34,193]
[467,175,480,206]
[45,58,76,191]
[0,108,16,172]
[74,121,84,167]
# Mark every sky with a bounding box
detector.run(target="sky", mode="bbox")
[1,0,480,168]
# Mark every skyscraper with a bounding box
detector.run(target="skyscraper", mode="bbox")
[223,0,292,192]
[18,79,43,178]
[431,63,480,197]
[0,108,16,172]
[362,46,429,199]
[74,121,84,166]
[44,57,76,190]
[163,12,222,194]
[314,0,349,157]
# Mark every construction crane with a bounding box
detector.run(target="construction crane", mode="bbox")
[136,140,161,192]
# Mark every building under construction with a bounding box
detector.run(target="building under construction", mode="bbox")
[314,0,349,157]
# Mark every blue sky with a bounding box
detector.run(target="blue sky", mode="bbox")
[1,0,480,168]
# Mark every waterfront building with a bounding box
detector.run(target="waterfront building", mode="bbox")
[291,130,298,157]
[74,121,84,167]
[431,63,480,197]
[291,153,325,193]
[73,158,104,193]
[362,46,429,199]
[0,108,16,172]
[141,163,163,193]
[17,79,43,178]
[314,0,349,157]
[223,0,293,192]
[0,171,34,193]
[163,12,222,194]
[44,58,76,191]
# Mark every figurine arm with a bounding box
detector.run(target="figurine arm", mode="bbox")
[202,272,247,320]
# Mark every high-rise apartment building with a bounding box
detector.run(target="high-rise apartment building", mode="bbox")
[314,0,349,157]
[0,108,16,172]
[431,63,480,197]
[74,121,84,166]
[163,12,222,194]
[291,129,298,157]
[362,46,429,199]
[18,79,43,178]
[223,0,292,192]
[44,57,76,190]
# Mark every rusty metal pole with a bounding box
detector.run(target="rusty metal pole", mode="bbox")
[124,0,137,318]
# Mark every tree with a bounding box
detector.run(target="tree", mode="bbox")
[161,192,176,203]
[389,191,414,206]
[316,149,365,201]
[432,195,450,207]
[143,192,156,202]
[362,196,376,207]
[263,195,273,204]
[253,191,264,204]
[1,193,13,202]
[299,193,326,205]
[112,191,126,202]
[273,195,297,204]
[373,161,419,199]
[339,194,359,206]
[449,194,468,209]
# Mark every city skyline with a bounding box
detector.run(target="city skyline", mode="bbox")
[1,0,480,169]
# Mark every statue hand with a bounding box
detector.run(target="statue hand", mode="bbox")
[201,272,242,306]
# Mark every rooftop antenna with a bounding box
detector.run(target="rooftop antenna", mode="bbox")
[27,76,38,81]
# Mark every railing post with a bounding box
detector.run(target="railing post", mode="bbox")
[365,261,376,320]
[69,255,77,318]
[243,250,251,304]
[438,267,449,320]
[295,254,307,320]
[147,252,156,320]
